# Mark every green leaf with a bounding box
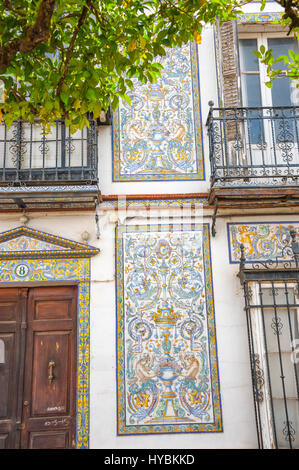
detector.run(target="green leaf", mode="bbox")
[260,45,266,55]
[252,50,262,59]
[60,92,69,104]
[85,88,97,100]
[0,0,297,132]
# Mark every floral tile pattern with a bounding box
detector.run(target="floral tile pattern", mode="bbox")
[227,222,299,264]
[116,224,222,434]
[237,12,283,23]
[113,43,204,181]
[0,235,68,252]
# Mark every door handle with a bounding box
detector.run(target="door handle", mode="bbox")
[48,360,55,384]
[16,422,25,430]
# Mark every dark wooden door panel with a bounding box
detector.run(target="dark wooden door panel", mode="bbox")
[21,286,77,449]
[0,434,9,449]
[0,288,21,321]
[29,431,69,449]
[0,288,27,449]
[0,333,15,419]
[34,300,72,320]
[31,331,72,416]
[0,286,77,449]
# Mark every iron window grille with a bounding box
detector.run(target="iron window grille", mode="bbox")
[238,230,299,449]
[207,103,299,187]
[0,118,98,185]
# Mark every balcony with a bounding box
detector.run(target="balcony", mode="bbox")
[0,118,101,211]
[207,104,299,204]
[207,104,299,234]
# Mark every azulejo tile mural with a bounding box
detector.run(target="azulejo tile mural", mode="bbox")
[0,226,100,449]
[0,226,99,260]
[228,222,299,264]
[237,12,283,23]
[116,223,222,435]
[113,43,204,181]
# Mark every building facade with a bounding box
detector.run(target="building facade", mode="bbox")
[0,1,298,449]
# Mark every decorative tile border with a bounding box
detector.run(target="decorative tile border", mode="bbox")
[116,223,222,435]
[237,12,283,23]
[213,180,299,188]
[0,185,99,193]
[100,197,209,210]
[0,226,100,260]
[112,43,204,182]
[0,226,100,448]
[227,222,299,264]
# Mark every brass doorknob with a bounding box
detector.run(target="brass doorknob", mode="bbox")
[48,360,55,384]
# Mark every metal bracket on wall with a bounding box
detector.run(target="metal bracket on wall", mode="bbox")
[95,200,100,239]
[211,198,218,237]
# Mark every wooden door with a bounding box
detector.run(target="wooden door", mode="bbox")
[0,288,27,449]
[0,286,77,449]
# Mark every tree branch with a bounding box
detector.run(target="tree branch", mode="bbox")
[56,5,89,98]
[0,0,57,70]
[275,0,299,33]
[4,0,27,17]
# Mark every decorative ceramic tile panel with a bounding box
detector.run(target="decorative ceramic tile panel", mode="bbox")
[237,12,283,23]
[0,235,68,252]
[0,185,99,193]
[227,222,299,264]
[0,226,99,260]
[116,224,222,435]
[100,197,208,210]
[113,43,204,181]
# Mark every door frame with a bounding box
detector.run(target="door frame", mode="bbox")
[0,226,100,449]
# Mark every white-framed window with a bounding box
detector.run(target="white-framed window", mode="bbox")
[239,33,298,110]
[236,32,298,166]
[245,279,299,449]
[239,33,298,145]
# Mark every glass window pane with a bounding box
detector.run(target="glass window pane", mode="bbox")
[259,284,299,449]
[241,74,264,143]
[241,74,262,107]
[272,78,292,107]
[273,399,299,449]
[239,39,259,71]
[268,38,299,107]
[268,38,299,71]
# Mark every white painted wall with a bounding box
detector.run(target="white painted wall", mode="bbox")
[0,203,297,449]
[0,1,290,449]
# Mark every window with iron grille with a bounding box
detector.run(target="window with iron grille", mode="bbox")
[0,118,98,184]
[210,22,299,186]
[239,233,299,449]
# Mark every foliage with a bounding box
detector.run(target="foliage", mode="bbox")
[253,0,299,89]
[0,0,297,132]
[253,44,299,89]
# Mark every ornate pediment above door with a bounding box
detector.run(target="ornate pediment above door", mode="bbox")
[0,226,100,260]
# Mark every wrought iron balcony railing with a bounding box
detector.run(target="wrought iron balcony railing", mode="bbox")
[207,103,299,187]
[0,118,98,185]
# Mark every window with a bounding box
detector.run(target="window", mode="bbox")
[243,276,299,448]
[239,33,299,171]
[213,23,299,184]
[239,34,298,145]
[239,34,298,109]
